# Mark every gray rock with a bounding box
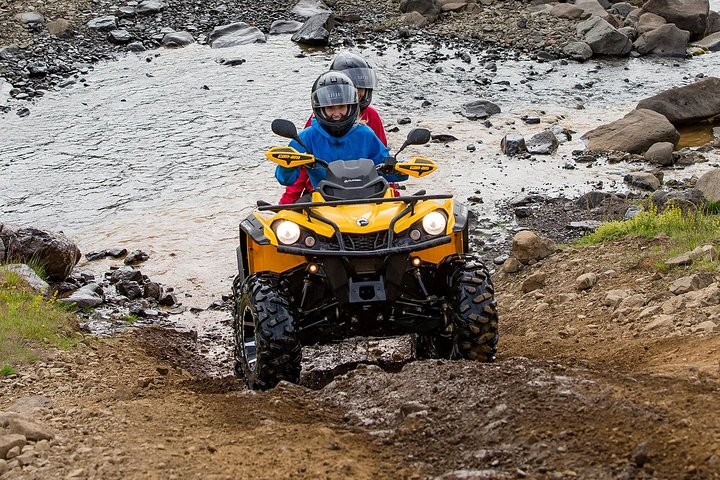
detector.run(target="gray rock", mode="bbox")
[611,2,635,18]
[568,220,601,230]
[575,0,611,19]
[644,141,674,165]
[652,188,707,212]
[136,0,165,15]
[291,13,334,46]
[634,23,690,56]
[127,41,146,52]
[116,6,136,18]
[576,272,599,290]
[5,416,53,441]
[18,11,45,24]
[117,280,143,300]
[637,12,667,33]
[624,172,661,191]
[58,284,103,308]
[502,257,522,273]
[501,134,527,155]
[0,434,26,460]
[563,41,594,60]
[269,20,303,34]
[578,16,632,55]
[0,458,7,476]
[162,31,194,47]
[669,273,713,294]
[582,108,679,154]
[641,0,709,38]
[291,0,331,18]
[512,231,556,264]
[0,264,50,295]
[708,10,720,34]
[522,272,547,293]
[401,11,430,27]
[108,29,133,44]
[693,31,720,51]
[6,397,53,415]
[110,266,143,284]
[210,22,267,48]
[400,0,439,16]
[0,224,81,281]
[399,401,429,419]
[460,100,501,120]
[697,168,720,202]
[47,18,71,36]
[636,77,720,125]
[87,16,117,31]
[550,3,587,19]
[526,129,559,154]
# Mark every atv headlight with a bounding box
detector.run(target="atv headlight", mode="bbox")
[422,211,447,236]
[274,220,301,245]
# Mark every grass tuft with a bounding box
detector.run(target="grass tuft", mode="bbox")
[0,268,81,369]
[1,364,17,376]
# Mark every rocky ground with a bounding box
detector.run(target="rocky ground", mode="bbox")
[2,235,720,479]
[0,0,584,105]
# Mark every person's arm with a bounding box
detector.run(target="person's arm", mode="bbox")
[274,138,305,186]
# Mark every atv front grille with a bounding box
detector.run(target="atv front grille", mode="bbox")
[329,231,389,251]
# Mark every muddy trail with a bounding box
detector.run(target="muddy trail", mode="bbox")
[2,237,719,480]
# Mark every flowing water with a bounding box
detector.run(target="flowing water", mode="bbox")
[1,35,719,347]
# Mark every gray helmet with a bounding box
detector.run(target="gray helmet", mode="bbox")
[329,51,376,110]
[311,71,360,138]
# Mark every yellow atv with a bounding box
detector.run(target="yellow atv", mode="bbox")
[232,119,498,390]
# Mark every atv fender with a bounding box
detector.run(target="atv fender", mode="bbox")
[452,200,470,252]
[237,215,271,282]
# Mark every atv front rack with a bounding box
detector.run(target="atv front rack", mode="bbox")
[257,194,453,212]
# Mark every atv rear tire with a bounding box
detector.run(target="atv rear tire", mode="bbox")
[232,274,301,390]
[449,257,499,362]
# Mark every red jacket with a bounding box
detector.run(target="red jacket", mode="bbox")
[279,107,387,204]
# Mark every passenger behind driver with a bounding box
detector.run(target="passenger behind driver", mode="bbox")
[275,71,406,193]
[279,52,387,204]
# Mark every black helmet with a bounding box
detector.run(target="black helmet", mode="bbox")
[311,71,360,138]
[329,51,376,110]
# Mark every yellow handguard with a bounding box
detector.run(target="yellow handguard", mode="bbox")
[395,157,437,178]
[266,146,315,168]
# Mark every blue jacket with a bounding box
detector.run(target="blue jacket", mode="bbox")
[275,119,406,187]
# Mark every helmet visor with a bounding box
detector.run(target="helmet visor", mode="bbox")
[343,67,377,89]
[312,83,358,108]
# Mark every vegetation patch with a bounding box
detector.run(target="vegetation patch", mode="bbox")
[575,205,720,270]
[0,268,82,371]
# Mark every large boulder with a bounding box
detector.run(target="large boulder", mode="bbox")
[635,77,720,125]
[641,0,709,39]
[696,168,720,202]
[637,12,667,33]
[551,3,588,19]
[575,0,611,19]
[209,22,266,48]
[460,100,501,120]
[291,13,334,46]
[582,108,680,153]
[693,31,720,51]
[577,17,633,55]
[511,231,556,264]
[634,23,691,55]
[291,0,331,18]
[0,224,81,281]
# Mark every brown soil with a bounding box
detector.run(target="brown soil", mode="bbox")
[2,237,719,479]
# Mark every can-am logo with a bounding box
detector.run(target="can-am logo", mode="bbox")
[356,218,369,227]
[343,178,362,183]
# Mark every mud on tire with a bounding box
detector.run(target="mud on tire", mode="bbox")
[449,256,499,362]
[232,274,301,390]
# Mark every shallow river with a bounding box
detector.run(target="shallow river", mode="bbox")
[1,35,719,349]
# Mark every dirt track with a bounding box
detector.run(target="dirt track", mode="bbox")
[2,237,719,479]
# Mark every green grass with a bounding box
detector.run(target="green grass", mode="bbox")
[0,364,17,376]
[575,205,720,270]
[0,268,81,371]
[121,314,138,324]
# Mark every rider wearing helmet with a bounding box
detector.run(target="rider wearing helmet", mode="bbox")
[275,71,404,190]
[279,52,388,204]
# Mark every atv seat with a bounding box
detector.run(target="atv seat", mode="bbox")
[316,159,389,201]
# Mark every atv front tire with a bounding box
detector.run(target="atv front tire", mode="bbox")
[449,257,499,361]
[232,274,301,390]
